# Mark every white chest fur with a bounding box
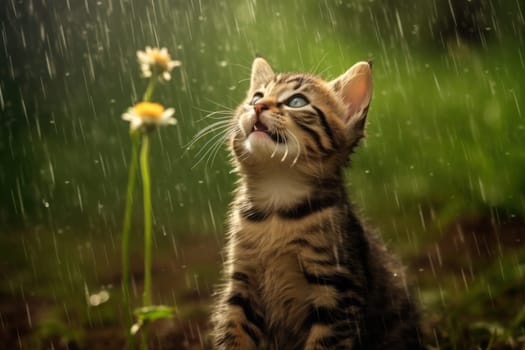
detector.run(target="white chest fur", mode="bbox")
[243,168,313,212]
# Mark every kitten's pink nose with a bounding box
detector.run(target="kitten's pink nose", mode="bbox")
[253,96,277,117]
[254,102,269,117]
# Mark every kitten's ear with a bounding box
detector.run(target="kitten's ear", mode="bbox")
[329,61,372,131]
[250,57,274,91]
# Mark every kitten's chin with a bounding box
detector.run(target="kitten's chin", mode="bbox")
[241,132,296,163]
[243,132,275,155]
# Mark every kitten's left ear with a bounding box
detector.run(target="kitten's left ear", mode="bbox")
[329,61,372,132]
[250,57,274,91]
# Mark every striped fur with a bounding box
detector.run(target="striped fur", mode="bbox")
[211,58,422,349]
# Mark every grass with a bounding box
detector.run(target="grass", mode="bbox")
[422,247,525,349]
[349,42,525,249]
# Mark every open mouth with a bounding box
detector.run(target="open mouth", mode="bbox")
[250,120,284,143]
[253,120,269,133]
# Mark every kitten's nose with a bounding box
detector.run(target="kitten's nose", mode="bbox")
[253,97,277,117]
[254,102,269,117]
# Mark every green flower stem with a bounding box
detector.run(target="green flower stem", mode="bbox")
[121,131,140,350]
[143,76,156,102]
[141,333,148,350]
[140,134,152,308]
[140,133,152,350]
[137,72,157,350]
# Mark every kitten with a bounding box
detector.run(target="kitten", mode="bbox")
[211,57,422,349]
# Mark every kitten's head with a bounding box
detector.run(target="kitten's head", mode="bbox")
[230,57,372,176]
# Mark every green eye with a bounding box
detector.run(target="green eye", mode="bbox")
[250,92,264,105]
[286,94,309,108]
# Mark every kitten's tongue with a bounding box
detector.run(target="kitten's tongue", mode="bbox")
[253,120,269,132]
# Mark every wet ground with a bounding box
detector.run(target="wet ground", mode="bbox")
[1,213,524,349]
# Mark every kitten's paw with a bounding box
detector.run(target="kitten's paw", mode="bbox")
[214,323,258,350]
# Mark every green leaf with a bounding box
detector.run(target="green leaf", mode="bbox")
[130,305,176,335]
[469,321,506,338]
[134,305,176,323]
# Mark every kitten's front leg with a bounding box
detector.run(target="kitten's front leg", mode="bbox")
[299,264,365,350]
[302,301,362,350]
[303,320,360,350]
[212,269,265,350]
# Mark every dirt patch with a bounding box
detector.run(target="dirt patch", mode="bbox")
[415,213,525,273]
[0,236,222,349]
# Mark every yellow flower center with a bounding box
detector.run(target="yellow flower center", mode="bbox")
[134,102,165,119]
[151,50,170,69]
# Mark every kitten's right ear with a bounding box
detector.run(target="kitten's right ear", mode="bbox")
[250,57,274,91]
[329,61,372,132]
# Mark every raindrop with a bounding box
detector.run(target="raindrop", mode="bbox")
[0,85,4,110]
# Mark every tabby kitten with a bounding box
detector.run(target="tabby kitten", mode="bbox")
[211,58,422,350]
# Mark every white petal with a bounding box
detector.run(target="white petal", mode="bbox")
[163,108,175,118]
[168,60,181,69]
[140,65,152,78]
[130,119,143,131]
[162,72,171,81]
[122,112,134,121]
[158,116,176,126]
[137,51,147,62]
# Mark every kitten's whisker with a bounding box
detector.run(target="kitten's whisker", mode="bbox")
[194,107,233,114]
[196,114,232,123]
[204,139,225,168]
[206,115,233,121]
[191,131,230,169]
[191,121,231,142]
[230,62,252,72]
[270,131,280,159]
[287,129,302,167]
[189,129,227,159]
[280,131,289,162]
[186,120,232,148]
[194,109,232,123]
[310,52,329,76]
[237,78,250,84]
[193,131,227,160]
[203,98,235,112]
[234,147,250,163]
[206,132,231,167]
[270,143,278,158]
[190,125,230,146]
[184,127,231,159]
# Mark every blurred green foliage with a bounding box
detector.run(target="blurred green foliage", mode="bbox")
[1,0,523,236]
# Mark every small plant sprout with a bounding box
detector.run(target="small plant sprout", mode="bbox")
[120,46,180,350]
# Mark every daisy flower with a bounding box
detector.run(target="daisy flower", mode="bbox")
[137,46,181,81]
[122,102,176,132]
